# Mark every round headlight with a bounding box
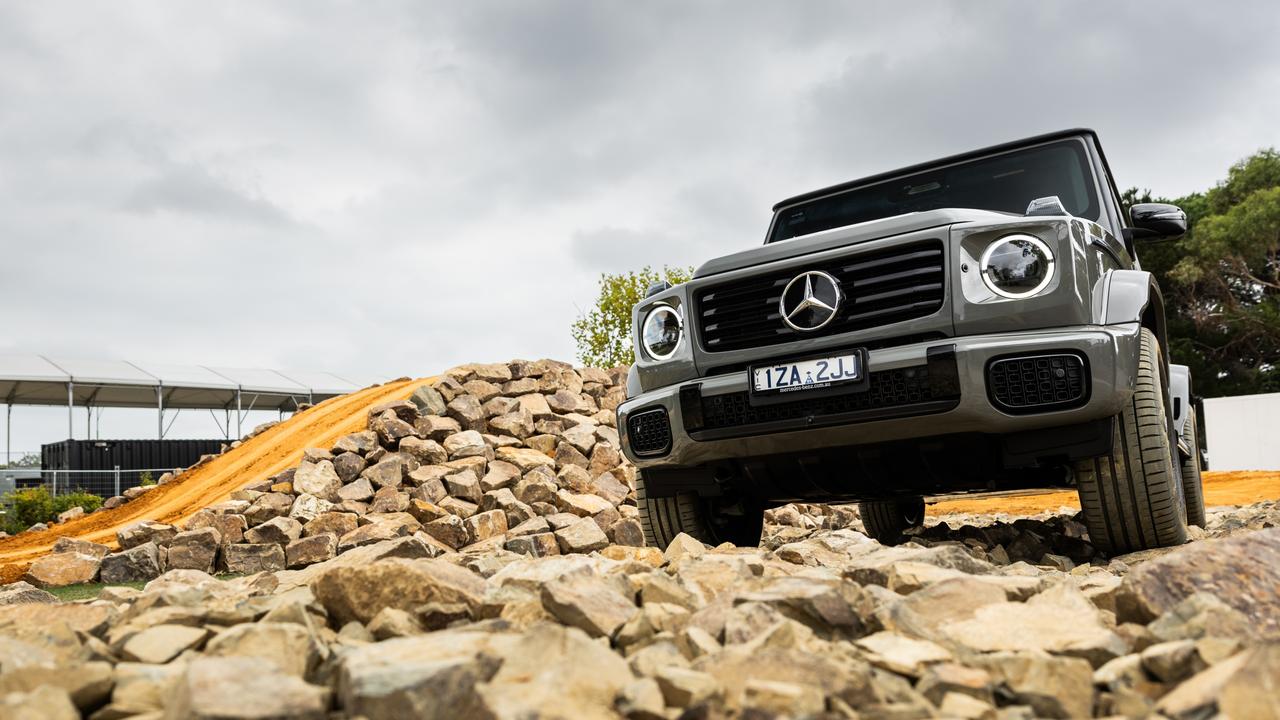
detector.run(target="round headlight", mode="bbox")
[980,234,1055,298]
[641,305,682,360]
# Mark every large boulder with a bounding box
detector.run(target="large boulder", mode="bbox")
[99,542,162,584]
[0,581,58,605]
[23,552,101,588]
[311,557,486,626]
[166,656,328,720]
[292,460,342,501]
[1116,527,1280,638]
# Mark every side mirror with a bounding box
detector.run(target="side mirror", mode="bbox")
[1128,202,1187,241]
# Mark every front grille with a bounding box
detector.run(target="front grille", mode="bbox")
[627,408,672,456]
[695,239,945,353]
[987,354,1087,413]
[699,365,945,431]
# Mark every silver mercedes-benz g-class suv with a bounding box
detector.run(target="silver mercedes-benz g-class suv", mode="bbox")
[617,129,1205,556]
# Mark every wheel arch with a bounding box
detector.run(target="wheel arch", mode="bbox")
[1098,269,1171,390]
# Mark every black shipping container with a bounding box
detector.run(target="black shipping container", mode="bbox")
[41,439,227,497]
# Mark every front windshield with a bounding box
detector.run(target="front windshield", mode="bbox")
[769,140,1098,243]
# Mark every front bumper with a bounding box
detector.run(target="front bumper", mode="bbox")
[618,323,1141,469]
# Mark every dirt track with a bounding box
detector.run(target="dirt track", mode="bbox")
[0,377,429,583]
[930,470,1280,515]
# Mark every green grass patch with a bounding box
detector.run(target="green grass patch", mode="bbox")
[48,580,147,602]
[46,572,246,602]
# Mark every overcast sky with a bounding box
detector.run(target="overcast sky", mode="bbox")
[3,1,1279,452]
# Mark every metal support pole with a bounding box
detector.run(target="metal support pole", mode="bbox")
[157,385,164,440]
[51,469,57,496]
[67,381,74,439]
[86,405,91,439]
[236,389,242,438]
[113,465,120,498]
[224,408,231,441]
[5,403,10,469]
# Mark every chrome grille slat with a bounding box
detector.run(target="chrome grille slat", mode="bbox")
[696,239,946,352]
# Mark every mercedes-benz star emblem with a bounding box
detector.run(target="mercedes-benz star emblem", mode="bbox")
[779,271,843,331]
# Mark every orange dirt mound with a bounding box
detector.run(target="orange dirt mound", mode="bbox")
[928,470,1280,516]
[0,377,430,584]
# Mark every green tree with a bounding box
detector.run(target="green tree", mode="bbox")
[572,266,693,367]
[1127,148,1280,396]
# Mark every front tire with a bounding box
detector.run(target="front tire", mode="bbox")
[1180,408,1207,528]
[636,471,763,549]
[1073,327,1188,555]
[859,496,926,545]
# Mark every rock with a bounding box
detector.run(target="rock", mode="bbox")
[607,517,644,547]
[446,395,485,432]
[664,533,707,563]
[1148,591,1254,642]
[1116,526,1280,637]
[311,557,486,626]
[117,520,177,549]
[292,460,342,501]
[1141,639,1207,684]
[166,527,222,574]
[415,415,461,441]
[409,385,447,417]
[1155,644,1280,720]
[445,470,483,503]
[464,509,508,544]
[479,623,633,719]
[496,447,555,472]
[368,607,423,640]
[334,430,379,455]
[23,552,101,588]
[655,666,721,708]
[941,584,1127,667]
[421,515,470,549]
[744,678,826,716]
[336,627,504,720]
[554,517,610,554]
[505,533,560,557]
[970,651,1094,719]
[186,510,247,544]
[286,534,338,568]
[167,656,328,720]
[122,624,210,663]
[855,631,953,677]
[303,511,359,538]
[0,686,79,720]
[443,430,489,460]
[0,660,113,712]
[0,581,57,605]
[245,516,303,545]
[369,486,410,514]
[332,451,367,482]
[916,663,994,706]
[363,458,405,489]
[204,622,324,678]
[373,413,416,447]
[337,521,412,552]
[399,436,447,465]
[222,543,286,574]
[540,576,637,638]
[99,542,162,584]
[50,537,111,558]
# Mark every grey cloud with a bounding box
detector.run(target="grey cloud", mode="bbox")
[1,0,1278,450]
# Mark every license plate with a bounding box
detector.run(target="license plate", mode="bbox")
[751,352,863,395]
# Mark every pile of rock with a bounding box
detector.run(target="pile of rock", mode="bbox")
[2,504,1278,718]
[23,360,638,590]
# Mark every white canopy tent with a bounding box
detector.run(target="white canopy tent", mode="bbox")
[0,353,378,464]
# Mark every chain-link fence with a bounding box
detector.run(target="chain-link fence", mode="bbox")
[1,466,180,499]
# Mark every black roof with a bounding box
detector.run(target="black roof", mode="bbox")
[772,128,1101,212]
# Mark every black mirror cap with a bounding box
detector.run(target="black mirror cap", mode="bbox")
[1129,202,1187,241]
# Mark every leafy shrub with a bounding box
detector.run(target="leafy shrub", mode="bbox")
[1,486,103,533]
[3,487,54,533]
[52,490,103,517]
[138,471,156,487]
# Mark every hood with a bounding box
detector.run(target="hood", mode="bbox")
[693,208,1013,279]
